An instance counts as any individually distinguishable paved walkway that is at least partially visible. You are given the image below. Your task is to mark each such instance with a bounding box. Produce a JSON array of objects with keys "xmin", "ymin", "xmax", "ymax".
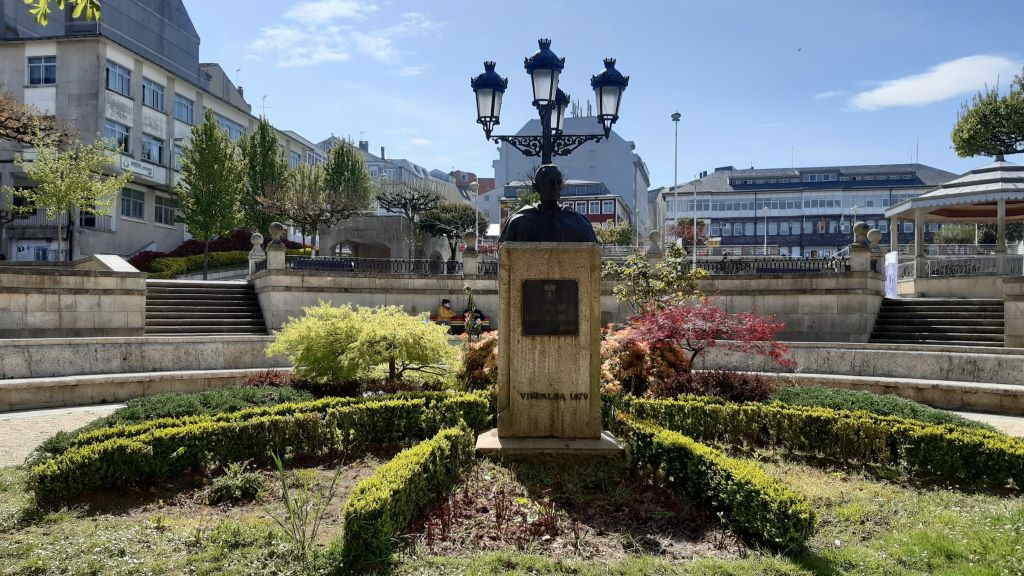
[
  {"xmin": 1, "ymin": 404, "xmax": 1022, "ymax": 469},
  {"xmin": 0, "ymin": 403, "xmax": 122, "ymax": 467}
]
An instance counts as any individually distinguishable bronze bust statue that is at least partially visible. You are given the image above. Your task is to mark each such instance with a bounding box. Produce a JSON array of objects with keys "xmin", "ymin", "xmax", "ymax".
[{"xmin": 498, "ymin": 164, "xmax": 598, "ymax": 243}]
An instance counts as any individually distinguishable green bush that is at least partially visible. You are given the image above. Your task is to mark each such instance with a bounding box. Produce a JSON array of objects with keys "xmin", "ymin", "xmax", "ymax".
[
  {"xmin": 335, "ymin": 424, "xmax": 475, "ymax": 574},
  {"xmin": 29, "ymin": 393, "xmax": 490, "ymax": 503},
  {"xmin": 266, "ymin": 303, "xmax": 456, "ymax": 386},
  {"xmin": 207, "ymin": 461, "xmax": 264, "ymax": 505},
  {"xmin": 148, "ymin": 251, "xmax": 250, "ymax": 279},
  {"xmin": 772, "ymin": 386, "xmax": 991, "ymax": 430},
  {"xmin": 28, "ymin": 387, "xmax": 313, "ymax": 465},
  {"xmin": 617, "ymin": 396, "xmax": 1024, "ymax": 490},
  {"xmin": 614, "ymin": 414, "xmax": 815, "ymax": 549}
]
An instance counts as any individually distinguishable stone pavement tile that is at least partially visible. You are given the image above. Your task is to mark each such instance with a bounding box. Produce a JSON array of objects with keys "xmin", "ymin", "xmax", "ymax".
[
  {"xmin": 0, "ymin": 404, "xmax": 123, "ymax": 467},
  {"xmin": 954, "ymin": 411, "xmax": 1024, "ymax": 437}
]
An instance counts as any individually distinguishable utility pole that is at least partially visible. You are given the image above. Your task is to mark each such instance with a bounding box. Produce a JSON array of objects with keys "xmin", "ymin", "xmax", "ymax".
[{"xmin": 671, "ymin": 112, "xmax": 681, "ymax": 188}]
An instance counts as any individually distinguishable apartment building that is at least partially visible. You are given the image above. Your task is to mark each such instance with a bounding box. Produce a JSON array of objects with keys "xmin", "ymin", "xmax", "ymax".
[{"xmin": 0, "ymin": 0, "xmax": 323, "ymax": 261}]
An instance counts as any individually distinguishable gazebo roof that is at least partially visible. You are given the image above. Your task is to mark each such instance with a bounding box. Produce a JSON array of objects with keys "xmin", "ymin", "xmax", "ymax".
[{"xmin": 885, "ymin": 158, "xmax": 1024, "ymax": 222}]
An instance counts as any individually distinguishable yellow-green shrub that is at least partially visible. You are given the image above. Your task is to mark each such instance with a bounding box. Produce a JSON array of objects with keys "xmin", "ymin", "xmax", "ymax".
[
  {"xmin": 617, "ymin": 396, "xmax": 1024, "ymax": 490},
  {"xmin": 147, "ymin": 250, "xmax": 250, "ymax": 279},
  {"xmin": 267, "ymin": 303, "xmax": 457, "ymax": 385},
  {"xmin": 335, "ymin": 424, "xmax": 475, "ymax": 573},
  {"xmin": 615, "ymin": 414, "xmax": 815, "ymax": 549}
]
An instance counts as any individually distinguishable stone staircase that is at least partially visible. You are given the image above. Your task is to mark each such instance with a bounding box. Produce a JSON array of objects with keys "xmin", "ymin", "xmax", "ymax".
[
  {"xmin": 869, "ymin": 298, "xmax": 1005, "ymax": 347},
  {"xmin": 145, "ymin": 280, "xmax": 267, "ymax": 336}
]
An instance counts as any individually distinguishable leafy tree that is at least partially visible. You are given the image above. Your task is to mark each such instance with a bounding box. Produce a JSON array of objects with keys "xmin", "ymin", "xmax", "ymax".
[
  {"xmin": 603, "ymin": 243, "xmax": 705, "ymax": 314},
  {"xmin": 0, "ymin": 93, "xmax": 66, "ymax": 145},
  {"xmin": 9, "ymin": 131, "xmax": 131, "ymax": 261},
  {"xmin": 629, "ymin": 298, "xmax": 794, "ymax": 369},
  {"xmin": 935, "ymin": 223, "xmax": 976, "ymax": 245},
  {"xmin": 670, "ymin": 217, "xmax": 708, "ymax": 246},
  {"xmin": 239, "ymin": 117, "xmax": 288, "ymax": 235},
  {"xmin": 177, "ymin": 111, "xmax": 245, "ymax": 279},
  {"xmin": 376, "ymin": 178, "xmax": 444, "ymax": 258},
  {"xmin": 418, "ymin": 202, "xmax": 487, "ymax": 261},
  {"xmin": 264, "ymin": 163, "xmax": 329, "ymax": 255},
  {"xmin": 23, "ymin": 0, "xmax": 101, "ymax": 26},
  {"xmin": 595, "ymin": 221, "xmax": 635, "ymax": 246},
  {"xmin": 952, "ymin": 68, "xmax": 1024, "ymax": 158},
  {"xmin": 322, "ymin": 140, "xmax": 376, "ymax": 250}
]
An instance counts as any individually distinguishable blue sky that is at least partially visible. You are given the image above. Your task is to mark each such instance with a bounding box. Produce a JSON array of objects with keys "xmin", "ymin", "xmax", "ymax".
[{"xmin": 183, "ymin": 0, "xmax": 1023, "ymax": 187}]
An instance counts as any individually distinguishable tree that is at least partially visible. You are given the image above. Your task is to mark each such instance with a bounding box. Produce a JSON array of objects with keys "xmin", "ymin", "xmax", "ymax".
[
  {"xmin": 952, "ymin": 68, "xmax": 1024, "ymax": 158},
  {"xmin": 603, "ymin": 243, "xmax": 705, "ymax": 315},
  {"xmin": 418, "ymin": 202, "xmax": 488, "ymax": 261},
  {"xmin": 23, "ymin": 0, "xmax": 101, "ymax": 26},
  {"xmin": 595, "ymin": 221, "xmax": 635, "ymax": 246},
  {"xmin": 935, "ymin": 223, "xmax": 976, "ymax": 245},
  {"xmin": 629, "ymin": 298, "xmax": 794, "ymax": 369},
  {"xmin": 376, "ymin": 178, "xmax": 444, "ymax": 258},
  {"xmin": 11, "ymin": 132, "xmax": 131, "ymax": 261},
  {"xmin": 670, "ymin": 217, "xmax": 708, "ymax": 246},
  {"xmin": 321, "ymin": 141, "xmax": 375, "ymax": 253},
  {"xmin": 239, "ymin": 117, "xmax": 288, "ymax": 236},
  {"xmin": 0, "ymin": 93, "xmax": 66, "ymax": 145},
  {"xmin": 177, "ymin": 111, "xmax": 245, "ymax": 279},
  {"xmin": 264, "ymin": 163, "xmax": 329, "ymax": 254}
]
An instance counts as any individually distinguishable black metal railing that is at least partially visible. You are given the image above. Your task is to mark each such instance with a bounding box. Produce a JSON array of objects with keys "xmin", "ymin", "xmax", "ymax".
[
  {"xmin": 252, "ymin": 259, "xmax": 267, "ymax": 274},
  {"xmin": 476, "ymin": 260, "xmax": 499, "ymax": 276},
  {"xmin": 285, "ymin": 256, "xmax": 463, "ymax": 276},
  {"xmin": 690, "ymin": 257, "xmax": 850, "ymax": 276}
]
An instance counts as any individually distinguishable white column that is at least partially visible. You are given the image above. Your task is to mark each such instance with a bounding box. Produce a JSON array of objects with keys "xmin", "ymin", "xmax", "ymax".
[
  {"xmin": 997, "ymin": 199, "xmax": 1008, "ymax": 274},
  {"xmin": 914, "ymin": 209, "xmax": 926, "ymax": 278},
  {"xmin": 890, "ymin": 216, "xmax": 899, "ymax": 253}
]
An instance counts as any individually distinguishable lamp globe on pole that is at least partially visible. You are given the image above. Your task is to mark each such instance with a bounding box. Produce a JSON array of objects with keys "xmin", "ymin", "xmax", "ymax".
[
  {"xmin": 524, "ymin": 38, "xmax": 564, "ymax": 107},
  {"xmin": 553, "ymin": 88, "xmax": 570, "ymax": 134},
  {"xmin": 591, "ymin": 58, "xmax": 629, "ymax": 138},
  {"xmin": 471, "ymin": 61, "xmax": 508, "ymax": 139}
]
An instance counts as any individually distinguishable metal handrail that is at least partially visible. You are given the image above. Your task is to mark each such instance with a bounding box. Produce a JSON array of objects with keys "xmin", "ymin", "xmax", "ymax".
[{"xmin": 692, "ymin": 257, "xmax": 849, "ymax": 275}]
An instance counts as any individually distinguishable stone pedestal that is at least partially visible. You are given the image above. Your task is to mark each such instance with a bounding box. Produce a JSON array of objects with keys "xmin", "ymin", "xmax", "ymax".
[{"xmin": 494, "ymin": 242, "xmax": 603, "ymax": 439}]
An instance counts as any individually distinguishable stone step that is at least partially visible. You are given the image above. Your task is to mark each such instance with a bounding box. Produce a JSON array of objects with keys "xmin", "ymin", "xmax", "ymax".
[
  {"xmin": 147, "ymin": 292, "xmax": 258, "ymax": 301},
  {"xmin": 878, "ymin": 306, "xmax": 1004, "ymax": 314},
  {"xmin": 145, "ymin": 311, "xmax": 263, "ymax": 320},
  {"xmin": 145, "ymin": 280, "xmax": 250, "ymax": 289},
  {"xmin": 871, "ymin": 318, "xmax": 1004, "ymax": 327},
  {"xmin": 871, "ymin": 324, "xmax": 1005, "ymax": 335},
  {"xmin": 145, "ymin": 318, "xmax": 266, "ymax": 327},
  {"xmin": 144, "ymin": 325, "xmax": 267, "ymax": 335},
  {"xmin": 869, "ymin": 338, "xmax": 1003, "ymax": 347},
  {"xmin": 881, "ymin": 298, "xmax": 1003, "ymax": 304},
  {"xmin": 877, "ymin": 311, "xmax": 1005, "ymax": 320},
  {"xmin": 872, "ymin": 328, "xmax": 1004, "ymax": 339},
  {"xmin": 145, "ymin": 299, "xmax": 259, "ymax": 308}
]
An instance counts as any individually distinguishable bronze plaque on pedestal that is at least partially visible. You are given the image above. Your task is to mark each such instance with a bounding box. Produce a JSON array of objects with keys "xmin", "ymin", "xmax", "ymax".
[{"xmin": 522, "ymin": 279, "xmax": 578, "ymax": 335}]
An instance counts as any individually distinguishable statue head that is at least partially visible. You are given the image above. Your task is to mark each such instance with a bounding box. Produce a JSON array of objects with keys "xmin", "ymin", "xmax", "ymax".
[
  {"xmin": 269, "ymin": 222, "xmax": 287, "ymax": 245},
  {"xmin": 532, "ymin": 164, "xmax": 564, "ymax": 208}
]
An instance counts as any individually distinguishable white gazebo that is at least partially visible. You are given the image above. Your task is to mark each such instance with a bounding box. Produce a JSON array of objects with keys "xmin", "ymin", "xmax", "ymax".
[{"xmin": 885, "ymin": 156, "xmax": 1024, "ymax": 297}]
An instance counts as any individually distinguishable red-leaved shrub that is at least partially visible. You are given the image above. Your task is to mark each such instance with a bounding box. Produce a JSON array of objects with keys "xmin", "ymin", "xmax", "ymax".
[{"xmin": 644, "ymin": 369, "xmax": 775, "ymax": 402}]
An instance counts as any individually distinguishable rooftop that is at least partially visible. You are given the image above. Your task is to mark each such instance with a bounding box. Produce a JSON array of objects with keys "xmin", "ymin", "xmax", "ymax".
[{"xmin": 666, "ymin": 163, "xmax": 958, "ymax": 195}]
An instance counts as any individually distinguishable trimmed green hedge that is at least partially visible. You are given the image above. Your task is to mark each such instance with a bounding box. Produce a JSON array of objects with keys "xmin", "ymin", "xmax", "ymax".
[
  {"xmin": 30, "ymin": 392, "xmax": 490, "ymax": 503},
  {"xmin": 772, "ymin": 386, "xmax": 990, "ymax": 430},
  {"xmin": 335, "ymin": 424, "xmax": 475, "ymax": 574},
  {"xmin": 615, "ymin": 414, "xmax": 815, "ymax": 549},
  {"xmin": 617, "ymin": 396, "xmax": 1024, "ymax": 490}
]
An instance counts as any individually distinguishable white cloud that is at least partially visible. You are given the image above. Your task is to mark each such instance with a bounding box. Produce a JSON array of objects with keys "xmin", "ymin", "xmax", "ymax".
[
  {"xmin": 284, "ymin": 0, "xmax": 378, "ymax": 23},
  {"xmin": 411, "ymin": 137, "xmax": 431, "ymax": 146},
  {"xmin": 398, "ymin": 66, "xmax": 425, "ymax": 77},
  {"xmin": 850, "ymin": 55, "xmax": 1021, "ymax": 111},
  {"xmin": 814, "ymin": 90, "xmax": 846, "ymax": 100},
  {"xmin": 248, "ymin": 4, "xmax": 440, "ymax": 69}
]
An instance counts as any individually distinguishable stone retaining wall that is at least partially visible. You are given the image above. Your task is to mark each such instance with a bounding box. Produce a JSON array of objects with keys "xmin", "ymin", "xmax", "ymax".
[
  {"xmin": 1005, "ymin": 277, "xmax": 1024, "ymax": 348},
  {"xmin": 0, "ymin": 255, "xmax": 145, "ymax": 338}
]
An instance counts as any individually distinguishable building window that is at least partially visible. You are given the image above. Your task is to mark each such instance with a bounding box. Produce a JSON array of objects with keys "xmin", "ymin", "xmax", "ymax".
[
  {"xmin": 710, "ymin": 223, "xmax": 721, "ymax": 236},
  {"xmin": 721, "ymin": 222, "xmax": 732, "ymax": 236},
  {"xmin": 214, "ymin": 113, "xmax": 245, "ymax": 141},
  {"xmin": 173, "ymin": 94, "xmax": 194, "ymax": 125},
  {"xmin": 79, "ymin": 210, "xmax": 96, "ymax": 228},
  {"xmin": 879, "ymin": 220, "xmax": 889, "ymax": 233},
  {"xmin": 27, "ymin": 55, "xmax": 56, "ymax": 85},
  {"xmin": 902, "ymin": 222, "xmax": 913, "ymax": 234},
  {"xmin": 289, "ymin": 151, "xmax": 301, "ymax": 168},
  {"xmin": 744, "ymin": 222, "xmax": 755, "ymax": 236},
  {"xmin": 106, "ymin": 60, "xmax": 131, "ymax": 97},
  {"xmin": 142, "ymin": 78, "xmax": 164, "ymax": 111},
  {"xmin": 589, "ymin": 200, "xmax": 601, "ymax": 215},
  {"xmin": 155, "ymin": 195, "xmax": 176, "ymax": 226},
  {"xmin": 104, "ymin": 119, "xmax": 130, "ymax": 153},
  {"xmin": 141, "ymin": 134, "xmax": 164, "ymax": 164},
  {"xmin": 779, "ymin": 221, "xmax": 790, "ymax": 235},
  {"xmin": 575, "ymin": 201, "xmax": 587, "ymax": 214},
  {"xmin": 601, "ymin": 200, "xmax": 614, "ymax": 215},
  {"xmin": 172, "ymin": 144, "xmax": 183, "ymax": 171},
  {"xmin": 121, "ymin": 189, "xmax": 145, "ymax": 220}
]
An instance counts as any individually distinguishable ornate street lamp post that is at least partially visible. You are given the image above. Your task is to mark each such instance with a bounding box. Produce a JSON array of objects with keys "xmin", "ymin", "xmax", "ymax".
[{"xmin": 470, "ymin": 38, "xmax": 628, "ymax": 166}]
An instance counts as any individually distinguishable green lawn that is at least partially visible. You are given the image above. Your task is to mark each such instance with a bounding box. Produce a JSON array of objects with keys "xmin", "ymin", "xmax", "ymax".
[{"xmin": 2, "ymin": 451, "xmax": 1021, "ymax": 576}]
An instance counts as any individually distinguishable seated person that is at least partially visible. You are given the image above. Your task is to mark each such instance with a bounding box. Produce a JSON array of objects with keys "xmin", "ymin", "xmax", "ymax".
[{"xmin": 436, "ymin": 299, "xmax": 458, "ymax": 322}]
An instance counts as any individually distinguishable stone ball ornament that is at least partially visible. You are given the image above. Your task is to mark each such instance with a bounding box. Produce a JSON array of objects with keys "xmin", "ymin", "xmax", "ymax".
[
  {"xmin": 866, "ymin": 228, "xmax": 882, "ymax": 247},
  {"xmin": 853, "ymin": 221, "xmax": 869, "ymax": 244},
  {"xmin": 269, "ymin": 222, "xmax": 287, "ymax": 245},
  {"xmin": 250, "ymin": 232, "xmax": 264, "ymax": 248}
]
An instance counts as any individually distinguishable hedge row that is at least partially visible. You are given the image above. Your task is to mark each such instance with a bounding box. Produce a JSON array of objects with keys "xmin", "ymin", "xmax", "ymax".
[
  {"xmin": 335, "ymin": 424, "xmax": 475, "ymax": 573},
  {"xmin": 30, "ymin": 393, "xmax": 489, "ymax": 503},
  {"xmin": 56, "ymin": 392, "xmax": 489, "ymax": 457},
  {"xmin": 618, "ymin": 396, "xmax": 1024, "ymax": 490},
  {"xmin": 614, "ymin": 414, "xmax": 815, "ymax": 550},
  {"xmin": 147, "ymin": 250, "xmax": 250, "ymax": 279}
]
